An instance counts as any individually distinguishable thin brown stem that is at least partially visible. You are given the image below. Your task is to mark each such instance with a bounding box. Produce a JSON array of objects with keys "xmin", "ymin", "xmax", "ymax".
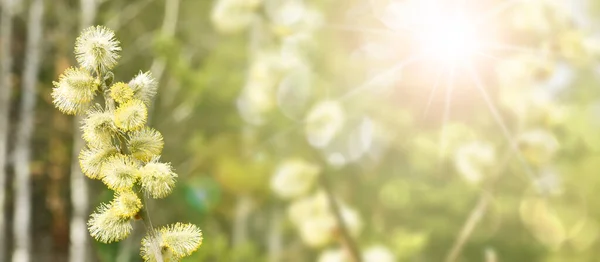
[{"xmin": 319, "ymin": 169, "xmax": 362, "ymax": 262}]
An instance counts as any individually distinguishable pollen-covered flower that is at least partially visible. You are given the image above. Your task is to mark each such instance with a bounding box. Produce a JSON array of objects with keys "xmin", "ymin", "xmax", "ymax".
[
  {"xmin": 75, "ymin": 25, "xmax": 121, "ymax": 72},
  {"xmin": 139, "ymin": 162, "xmax": 177, "ymax": 199},
  {"xmin": 81, "ymin": 108, "xmax": 116, "ymax": 147},
  {"xmin": 101, "ymin": 154, "xmax": 140, "ymax": 191},
  {"xmin": 270, "ymin": 158, "xmax": 320, "ymax": 199},
  {"xmin": 110, "ymin": 82, "xmax": 134, "ymax": 104},
  {"xmin": 141, "ymin": 223, "xmax": 203, "ymax": 261},
  {"xmin": 140, "ymin": 238, "xmax": 178, "ymax": 262},
  {"xmin": 88, "ymin": 203, "xmax": 132, "ymax": 243},
  {"xmin": 129, "ymin": 71, "xmax": 158, "ymax": 105},
  {"xmin": 51, "ymin": 67, "xmax": 100, "ymax": 115},
  {"xmin": 127, "ymin": 127, "xmax": 164, "ymax": 162},
  {"xmin": 111, "ymin": 191, "xmax": 142, "ymax": 219},
  {"xmin": 79, "ymin": 146, "xmax": 119, "ymax": 179},
  {"xmin": 114, "ymin": 99, "xmax": 148, "ymax": 131}
]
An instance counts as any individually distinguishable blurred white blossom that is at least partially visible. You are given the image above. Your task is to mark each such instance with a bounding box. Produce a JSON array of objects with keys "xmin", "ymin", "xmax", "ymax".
[
  {"xmin": 270, "ymin": 158, "xmax": 320, "ymax": 199},
  {"xmin": 519, "ymin": 197, "xmax": 566, "ymax": 249},
  {"xmin": 317, "ymin": 245, "xmax": 395, "ymax": 262},
  {"xmin": 305, "ymin": 101, "xmax": 346, "ymax": 148},
  {"xmin": 363, "ymin": 245, "xmax": 396, "ymax": 262},
  {"xmin": 318, "ymin": 248, "xmax": 348, "ymax": 262},
  {"xmin": 288, "ymin": 192, "xmax": 362, "ymax": 248},
  {"xmin": 510, "ymin": 0, "xmax": 574, "ymax": 35},
  {"xmin": 517, "ymin": 129, "xmax": 560, "ymax": 166},
  {"xmin": 534, "ymin": 167, "xmax": 563, "ymax": 196},
  {"xmin": 211, "ymin": 0, "xmax": 262, "ymax": 34},
  {"xmin": 297, "ymin": 215, "xmax": 337, "ymax": 247},
  {"xmin": 265, "ymin": 0, "xmax": 323, "ymax": 37},
  {"xmin": 454, "ymin": 141, "xmax": 496, "ymax": 184},
  {"xmin": 276, "ymin": 65, "xmax": 313, "ymax": 121},
  {"xmin": 237, "ymin": 51, "xmax": 286, "ymax": 125}
]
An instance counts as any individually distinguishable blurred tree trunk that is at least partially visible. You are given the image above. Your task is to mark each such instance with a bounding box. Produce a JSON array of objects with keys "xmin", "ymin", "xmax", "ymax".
[
  {"xmin": 268, "ymin": 208, "xmax": 283, "ymax": 262},
  {"xmin": 69, "ymin": 1, "xmax": 96, "ymax": 262},
  {"xmin": 0, "ymin": 0, "xmax": 17, "ymax": 260},
  {"xmin": 149, "ymin": 0, "xmax": 179, "ymax": 116},
  {"xmin": 232, "ymin": 196, "xmax": 253, "ymax": 247},
  {"xmin": 12, "ymin": 0, "xmax": 44, "ymax": 261}
]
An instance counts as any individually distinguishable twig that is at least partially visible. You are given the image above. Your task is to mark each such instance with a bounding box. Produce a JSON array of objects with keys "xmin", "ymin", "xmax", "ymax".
[
  {"xmin": 320, "ymin": 169, "xmax": 362, "ymax": 262},
  {"xmin": 444, "ymin": 193, "xmax": 491, "ymax": 262},
  {"xmin": 444, "ymin": 150, "xmax": 513, "ymax": 262}
]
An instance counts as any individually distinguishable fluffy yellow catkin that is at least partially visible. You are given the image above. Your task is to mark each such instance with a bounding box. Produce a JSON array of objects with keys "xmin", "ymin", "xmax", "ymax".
[
  {"xmin": 75, "ymin": 25, "xmax": 121, "ymax": 72},
  {"xmin": 111, "ymin": 190, "xmax": 143, "ymax": 218},
  {"xmin": 128, "ymin": 127, "xmax": 164, "ymax": 162},
  {"xmin": 88, "ymin": 203, "xmax": 133, "ymax": 243},
  {"xmin": 101, "ymin": 154, "xmax": 140, "ymax": 191},
  {"xmin": 139, "ymin": 162, "xmax": 178, "ymax": 199},
  {"xmin": 110, "ymin": 82, "xmax": 134, "ymax": 104},
  {"xmin": 52, "ymin": 25, "xmax": 202, "ymax": 261},
  {"xmin": 114, "ymin": 99, "xmax": 148, "ymax": 131},
  {"xmin": 79, "ymin": 146, "xmax": 118, "ymax": 180},
  {"xmin": 141, "ymin": 223, "xmax": 203, "ymax": 261},
  {"xmin": 81, "ymin": 108, "xmax": 116, "ymax": 147},
  {"xmin": 51, "ymin": 67, "xmax": 100, "ymax": 115}
]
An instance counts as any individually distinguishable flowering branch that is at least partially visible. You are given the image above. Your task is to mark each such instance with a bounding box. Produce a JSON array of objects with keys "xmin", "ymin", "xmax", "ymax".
[{"xmin": 51, "ymin": 25, "xmax": 202, "ymax": 262}]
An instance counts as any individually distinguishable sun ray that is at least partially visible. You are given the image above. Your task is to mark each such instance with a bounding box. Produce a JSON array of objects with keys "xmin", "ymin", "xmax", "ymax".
[
  {"xmin": 475, "ymin": 51, "xmax": 503, "ymax": 61},
  {"xmin": 485, "ymin": 42, "xmax": 549, "ymax": 56},
  {"xmin": 475, "ymin": 0, "xmax": 524, "ymax": 26},
  {"xmin": 438, "ymin": 64, "xmax": 457, "ymax": 162},
  {"xmin": 423, "ymin": 69, "xmax": 446, "ymax": 117},
  {"xmin": 338, "ymin": 54, "xmax": 423, "ymax": 102},
  {"xmin": 323, "ymin": 23, "xmax": 403, "ymax": 36},
  {"xmin": 466, "ymin": 63, "xmax": 537, "ymax": 183}
]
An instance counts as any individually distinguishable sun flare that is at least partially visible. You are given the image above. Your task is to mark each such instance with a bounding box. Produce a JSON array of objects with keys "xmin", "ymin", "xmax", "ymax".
[
  {"xmin": 418, "ymin": 13, "xmax": 482, "ymax": 65},
  {"xmin": 380, "ymin": 1, "xmax": 489, "ymax": 66}
]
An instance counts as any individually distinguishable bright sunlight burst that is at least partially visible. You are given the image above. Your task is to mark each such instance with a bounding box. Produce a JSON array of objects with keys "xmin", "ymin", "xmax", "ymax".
[
  {"xmin": 418, "ymin": 13, "xmax": 481, "ymax": 65},
  {"xmin": 379, "ymin": 0, "xmax": 491, "ymax": 66}
]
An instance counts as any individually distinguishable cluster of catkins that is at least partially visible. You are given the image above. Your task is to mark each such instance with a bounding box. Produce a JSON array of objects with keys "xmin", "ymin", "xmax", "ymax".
[{"xmin": 51, "ymin": 25, "xmax": 202, "ymax": 261}]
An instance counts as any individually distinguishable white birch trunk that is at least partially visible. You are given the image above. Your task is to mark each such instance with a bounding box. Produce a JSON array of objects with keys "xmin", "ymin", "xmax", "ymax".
[
  {"xmin": 12, "ymin": 0, "xmax": 44, "ymax": 261},
  {"xmin": 69, "ymin": 1, "xmax": 96, "ymax": 261},
  {"xmin": 0, "ymin": 0, "xmax": 16, "ymax": 260}
]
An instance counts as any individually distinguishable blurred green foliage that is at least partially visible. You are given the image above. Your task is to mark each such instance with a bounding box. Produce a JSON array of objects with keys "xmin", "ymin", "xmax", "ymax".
[{"xmin": 11, "ymin": 0, "xmax": 600, "ymax": 261}]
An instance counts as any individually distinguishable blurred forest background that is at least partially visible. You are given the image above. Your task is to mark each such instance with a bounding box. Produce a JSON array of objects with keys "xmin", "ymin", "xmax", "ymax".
[{"xmin": 2, "ymin": 0, "xmax": 600, "ymax": 261}]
